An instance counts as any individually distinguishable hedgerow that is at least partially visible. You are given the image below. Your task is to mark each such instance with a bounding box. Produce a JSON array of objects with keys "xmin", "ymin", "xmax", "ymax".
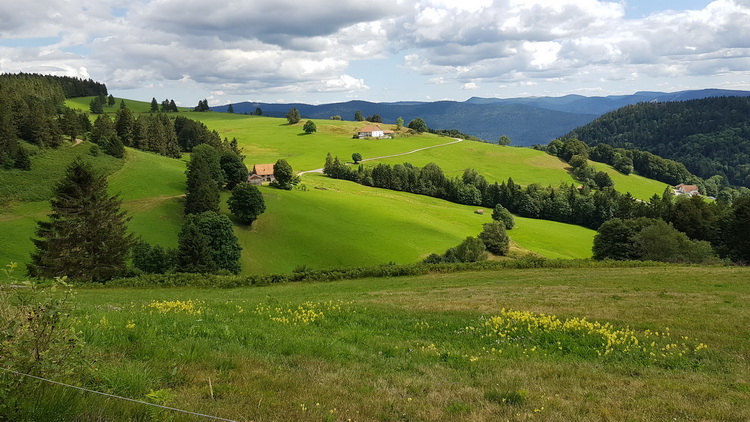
[{"xmin": 106, "ymin": 259, "xmax": 674, "ymax": 289}]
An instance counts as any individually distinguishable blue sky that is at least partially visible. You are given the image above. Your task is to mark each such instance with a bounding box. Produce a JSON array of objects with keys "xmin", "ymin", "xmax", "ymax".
[{"xmin": 1, "ymin": 0, "xmax": 749, "ymax": 106}]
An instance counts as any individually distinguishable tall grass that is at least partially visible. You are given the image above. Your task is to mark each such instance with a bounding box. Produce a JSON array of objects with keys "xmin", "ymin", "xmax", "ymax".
[{"xmin": 15, "ymin": 266, "xmax": 750, "ymax": 420}]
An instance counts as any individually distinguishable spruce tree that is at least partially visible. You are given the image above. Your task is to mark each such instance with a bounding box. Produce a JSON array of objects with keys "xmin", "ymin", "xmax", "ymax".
[
  {"xmin": 176, "ymin": 215, "xmax": 217, "ymax": 273},
  {"xmin": 184, "ymin": 147, "xmax": 221, "ymax": 215},
  {"xmin": 227, "ymin": 103, "xmax": 234, "ymax": 113},
  {"xmin": 89, "ymin": 96, "xmax": 104, "ymax": 114},
  {"xmin": 150, "ymin": 97, "xmax": 159, "ymax": 112},
  {"xmin": 28, "ymin": 159, "xmax": 134, "ymax": 282}
]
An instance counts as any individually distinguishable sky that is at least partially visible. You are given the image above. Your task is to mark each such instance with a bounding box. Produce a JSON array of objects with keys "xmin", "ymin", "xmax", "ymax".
[{"xmin": 1, "ymin": 0, "xmax": 749, "ymax": 106}]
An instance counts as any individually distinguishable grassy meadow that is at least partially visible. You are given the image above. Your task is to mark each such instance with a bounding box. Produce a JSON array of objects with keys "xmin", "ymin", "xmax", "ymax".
[
  {"xmin": 2, "ymin": 101, "xmax": 605, "ymax": 272},
  {"xmin": 242, "ymin": 174, "xmax": 595, "ymax": 274},
  {"xmin": 13, "ymin": 265, "xmax": 750, "ymax": 421}
]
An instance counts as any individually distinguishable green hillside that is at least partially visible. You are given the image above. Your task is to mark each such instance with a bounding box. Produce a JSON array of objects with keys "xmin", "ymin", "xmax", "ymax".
[
  {"xmin": 243, "ymin": 174, "xmax": 594, "ymax": 274},
  {"xmin": 65, "ymin": 96, "xmax": 191, "ymax": 114},
  {"xmin": 2, "ymin": 99, "xmax": 677, "ymax": 273}
]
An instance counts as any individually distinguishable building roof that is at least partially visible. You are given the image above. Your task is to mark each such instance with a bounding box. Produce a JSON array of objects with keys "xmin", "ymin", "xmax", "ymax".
[
  {"xmin": 676, "ymin": 183, "xmax": 699, "ymax": 192},
  {"xmin": 253, "ymin": 164, "xmax": 275, "ymax": 176},
  {"xmin": 382, "ymin": 130, "xmax": 395, "ymax": 134},
  {"xmin": 358, "ymin": 125, "xmax": 383, "ymax": 133}
]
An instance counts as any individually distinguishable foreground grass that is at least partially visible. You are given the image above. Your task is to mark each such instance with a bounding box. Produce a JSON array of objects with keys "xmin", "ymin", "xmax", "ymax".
[{"xmin": 14, "ymin": 266, "xmax": 750, "ymax": 421}]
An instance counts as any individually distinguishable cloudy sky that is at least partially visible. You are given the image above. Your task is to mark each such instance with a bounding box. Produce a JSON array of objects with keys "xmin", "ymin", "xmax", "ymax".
[{"xmin": 1, "ymin": 0, "xmax": 749, "ymax": 106}]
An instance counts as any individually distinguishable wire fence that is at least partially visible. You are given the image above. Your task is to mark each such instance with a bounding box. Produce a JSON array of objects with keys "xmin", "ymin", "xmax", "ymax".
[{"xmin": 0, "ymin": 367, "xmax": 237, "ymax": 422}]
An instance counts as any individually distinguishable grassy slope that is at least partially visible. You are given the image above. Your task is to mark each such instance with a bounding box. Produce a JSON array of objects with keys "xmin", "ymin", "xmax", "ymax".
[
  {"xmin": 588, "ymin": 159, "xmax": 670, "ymax": 200},
  {"xmin": 188, "ymin": 112, "xmax": 448, "ymax": 172},
  {"xmin": 2, "ymin": 101, "xmax": 669, "ymax": 271},
  {"xmin": 28, "ymin": 266, "xmax": 750, "ymax": 421},
  {"xmin": 241, "ymin": 174, "xmax": 594, "ymax": 274},
  {"xmin": 65, "ymin": 96, "xmax": 191, "ymax": 114},
  {"xmin": 0, "ymin": 147, "xmax": 186, "ymax": 264},
  {"xmin": 0, "ymin": 142, "xmax": 122, "ymax": 203}
]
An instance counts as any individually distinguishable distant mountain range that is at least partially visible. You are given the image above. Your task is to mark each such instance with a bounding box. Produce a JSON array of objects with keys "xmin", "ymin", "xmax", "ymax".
[{"xmin": 212, "ymin": 89, "xmax": 750, "ymax": 146}]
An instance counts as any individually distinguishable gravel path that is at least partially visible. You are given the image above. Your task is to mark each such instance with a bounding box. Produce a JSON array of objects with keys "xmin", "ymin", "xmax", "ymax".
[{"xmin": 298, "ymin": 138, "xmax": 464, "ymax": 175}]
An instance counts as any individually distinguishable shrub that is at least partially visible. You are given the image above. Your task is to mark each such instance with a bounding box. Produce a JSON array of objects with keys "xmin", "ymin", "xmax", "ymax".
[
  {"xmin": 444, "ymin": 236, "xmax": 488, "ymax": 263},
  {"xmin": 633, "ymin": 220, "xmax": 717, "ymax": 264},
  {"xmin": 132, "ymin": 241, "xmax": 177, "ymax": 274},
  {"xmin": 1, "ymin": 264, "xmax": 84, "ymax": 416}
]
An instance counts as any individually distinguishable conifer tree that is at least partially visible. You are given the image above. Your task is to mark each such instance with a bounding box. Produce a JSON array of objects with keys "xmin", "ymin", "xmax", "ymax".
[
  {"xmin": 177, "ymin": 212, "xmax": 242, "ymax": 274},
  {"xmin": 90, "ymin": 96, "xmax": 104, "ymax": 114},
  {"xmin": 184, "ymin": 145, "xmax": 222, "ymax": 215},
  {"xmin": 107, "ymin": 94, "xmax": 115, "ymax": 107},
  {"xmin": 150, "ymin": 97, "xmax": 159, "ymax": 112},
  {"xmin": 176, "ymin": 215, "xmax": 217, "ymax": 273},
  {"xmin": 286, "ymin": 107, "xmax": 301, "ymax": 124},
  {"xmin": 227, "ymin": 103, "xmax": 234, "ymax": 113},
  {"xmin": 115, "ymin": 107, "xmax": 135, "ymax": 146},
  {"xmin": 28, "ymin": 159, "xmax": 134, "ymax": 282}
]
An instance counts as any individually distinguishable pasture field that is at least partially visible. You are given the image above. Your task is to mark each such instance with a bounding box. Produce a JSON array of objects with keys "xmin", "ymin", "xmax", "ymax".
[
  {"xmin": 0, "ymin": 154, "xmax": 596, "ymax": 274},
  {"xmin": 243, "ymin": 174, "xmax": 594, "ymax": 274},
  {"xmin": 64, "ymin": 97, "xmax": 669, "ymax": 200},
  {"xmin": 0, "ymin": 141, "xmax": 122, "ymax": 204},
  {"xmin": 65, "ymin": 97, "xmax": 191, "ymax": 114},
  {"xmin": 588, "ymin": 160, "xmax": 670, "ymax": 200},
  {"xmin": 1, "ymin": 98, "xmax": 670, "ymax": 271},
  {"xmin": 11, "ymin": 265, "xmax": 750, "ymax": 421}
]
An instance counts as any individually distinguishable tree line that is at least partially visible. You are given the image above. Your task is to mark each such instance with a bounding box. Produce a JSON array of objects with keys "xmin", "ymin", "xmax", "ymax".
[
  {"xmin": 322, "ymin": 153, "xmax": 750, "ymax": 263},
  {"xmin": 563, "ymin": 96, "xmax": 750, "ymax": 187},
  {"xmin": 0, "ymin": 74, "xmax": 70, "ymax": 168},
  {"xmin": 539, "ymin": 137, "xmax": 749, "ymax": 200}
]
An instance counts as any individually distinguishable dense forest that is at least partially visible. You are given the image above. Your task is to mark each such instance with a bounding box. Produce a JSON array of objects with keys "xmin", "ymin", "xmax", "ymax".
[
  {"xmin": 1, "ymin": 74, "xmax": 68, "ymax": 167},
  {"xmin": 0, "ymin": 73, "xmax": 237, "ymax": 171},
  {"xmin": 564, "ymin": 96, "xmax": 750, "ymax": 187}
]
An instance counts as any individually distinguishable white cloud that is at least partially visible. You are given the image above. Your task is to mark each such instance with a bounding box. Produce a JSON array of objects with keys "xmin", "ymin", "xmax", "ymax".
[
  {"xmin": 2, "ymin": 0, "xmax": 750, "ymax": 101},
  {"xmin": 462, "ymin": 82, "xmax": 479, "ymax": 89}
]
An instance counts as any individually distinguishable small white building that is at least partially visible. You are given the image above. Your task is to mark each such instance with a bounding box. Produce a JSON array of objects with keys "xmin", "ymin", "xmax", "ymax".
[{"xmin": 358, "ymin": 125, "xmax": 385, "ymax": 139}]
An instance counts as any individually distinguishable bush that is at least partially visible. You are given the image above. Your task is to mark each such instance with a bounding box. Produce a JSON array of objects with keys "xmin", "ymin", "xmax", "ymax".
[
  {"xmin": 444, "ymin": 236, "xmax": 488, "ymax": 263},
  {"xmin": 132, "ymin": 241, "xmax": 177, "ymax": 274},
  {"xmin": 633, "ymin": 220, "xmax": 717, "ymax": 264},
  {"xmin": 1, "ymin": 264, "xmax": 84, "ymax": 416}
]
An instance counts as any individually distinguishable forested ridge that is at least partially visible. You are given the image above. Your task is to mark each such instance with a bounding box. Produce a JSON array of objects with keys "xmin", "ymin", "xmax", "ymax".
[{"xmin": 564, "ymin": 96, "xmax": 750, "ymax": 187}]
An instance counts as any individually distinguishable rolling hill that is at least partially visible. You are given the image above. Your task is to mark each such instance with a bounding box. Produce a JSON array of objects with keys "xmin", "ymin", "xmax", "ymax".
[
  {"xmin": 0, "ymin": 98, "xmax": 675, "ymax": 274},
  {"xmin": 213, "ymin": 89, "xmax": 750, "ymax": 146}
]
